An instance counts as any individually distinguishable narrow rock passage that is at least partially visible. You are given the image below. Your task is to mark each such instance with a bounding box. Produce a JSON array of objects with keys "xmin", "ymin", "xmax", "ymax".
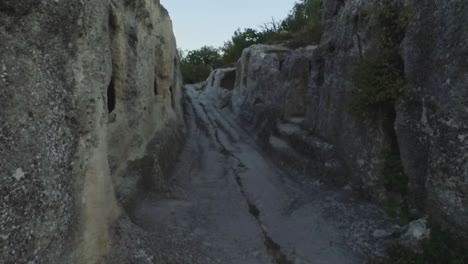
[{"xmin": 130, "ymin": 86, "xmax": 394, "ymax": 264}]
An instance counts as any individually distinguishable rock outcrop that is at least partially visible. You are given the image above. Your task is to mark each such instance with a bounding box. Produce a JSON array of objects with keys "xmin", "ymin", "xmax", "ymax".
[
  {"xmin": 204, "ymin": 0, "xmax": 468, "ymax": 238},
  {"xmin": 0, "ymin": 0, "xmax": 184, "ymax": 263},
  {"xmin": 396, "ymin": 0, "xmax": 468, "ymax": 235},
  {"xmin": 203, "ymin": 67, "xmax": 237, "ymax": 108}
]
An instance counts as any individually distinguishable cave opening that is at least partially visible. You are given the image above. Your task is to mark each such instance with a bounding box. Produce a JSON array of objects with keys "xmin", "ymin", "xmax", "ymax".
[
  {"xmin": 107, "ymin": 79, "xmax": 116, "ymax": 113},
  {"xmin": 220, "ymin": 70, "xmax": 236, "ymax": 90},
  {"xmin": 211, "ymin": 74, "xmax": 216, "ymax": 87}
]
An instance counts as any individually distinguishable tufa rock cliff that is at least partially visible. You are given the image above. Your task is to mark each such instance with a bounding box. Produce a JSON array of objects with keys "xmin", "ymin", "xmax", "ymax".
[
  {"xmin": 203, "ymin": 0, "xmax": 468, "ymax": 239},
  {"xmin": 0, "ymin": 0, "xmax": 184, "ymax": 263}
]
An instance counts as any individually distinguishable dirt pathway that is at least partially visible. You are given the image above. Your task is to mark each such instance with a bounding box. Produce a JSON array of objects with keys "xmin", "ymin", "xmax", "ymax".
[{"xmin": 129, "ymin": 86, "xmax": 394, "ymax": 264}]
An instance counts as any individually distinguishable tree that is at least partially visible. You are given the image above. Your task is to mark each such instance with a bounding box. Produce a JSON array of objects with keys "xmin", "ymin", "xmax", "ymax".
[
  {"xmin": 180, "ymin": 46, "xmax": 222, "ymax": 84},
  {"xmin": 281, "ymin": 0, "xmax": 321, "ymax": 32},
  {"xmin": 221, "ymin": 28, "xmax": 261, "ymax": 66}
]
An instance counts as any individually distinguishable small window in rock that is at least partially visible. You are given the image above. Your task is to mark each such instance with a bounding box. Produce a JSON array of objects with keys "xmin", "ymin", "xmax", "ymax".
[
  {"xmin": 107, "ymin": 79, "xmax": 116, "ymax": 113},
  {"xmin": 220, "ymin": 70, "xmax": 236, "ymax": 90},
  {"xmin": 169, "ymin": 86, "xmax": 175, "ymax": 109},
  {"xmin": 109, "ymin": 12, "xmax": 118, "ymax": 31},
  {"xmin": 211, "ymin": 76, "xmax": 216, "ymax": 87},
  {"xmin": 279, "ymin": 59, "xmax": 285, "ymax": 71}
]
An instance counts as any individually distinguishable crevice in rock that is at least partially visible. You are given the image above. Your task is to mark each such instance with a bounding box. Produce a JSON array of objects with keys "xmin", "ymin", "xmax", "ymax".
[
  {"xmin": 169, "ymin": 86, "xmax": 175, "ymax": 109},
  {"xmin": 211, "ymin": 73, "xmax": 216, "ymax": 87},
  {"xmin": 108, "ymin": 9, "xmax": 118, "ymax": 114},
  {"xmin": 232, "ymin": 168, "xmax": 293, "ymax": 264},
  {"xmin": 355, "ymin": 32, "xmax": 363, "ymax": 59},
  {"xmin": 381, "ymin": 106, "xmax": 411, "ymax": 218},
  {"xmin": 198, "ymin": 101, "xmax": 235, "ymax": 146},
  {"xmin": 279, "ymin": 59, "xmax": 285, "ymax": 71},
  {"xmin": 107, "ymin": 79, "xmax": 116, "ymax": 113},
  {"xmin": 383, "ymin": 107, "xmax": 398, "ymax": 149},
  {"xmin": 196, "ymin": 99, "xmax": 292, "ymax": 263},
  {"xmin": 315, "ymin": 57, "xmax": 325, "ymax": 87},
  {"xmin": 109, "ymin": 9, "xmax": 118, "ymax": 31}
]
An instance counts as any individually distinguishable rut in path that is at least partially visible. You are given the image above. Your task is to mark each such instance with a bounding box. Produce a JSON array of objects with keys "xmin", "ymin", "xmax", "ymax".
[{"xmin": 129, "ymin": 86, "xmax": 395, "ymax": 264}]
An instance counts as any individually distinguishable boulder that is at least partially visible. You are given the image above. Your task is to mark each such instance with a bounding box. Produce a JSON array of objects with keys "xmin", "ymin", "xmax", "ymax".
[{"xmin": 399, "ymin": 218, "xmax": 431, "ymax": 250}]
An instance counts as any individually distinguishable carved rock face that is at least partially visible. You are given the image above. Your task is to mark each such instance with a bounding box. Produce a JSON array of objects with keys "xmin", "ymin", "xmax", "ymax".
[
  {"xmin": 0, "ymin": 1, "xmax": 184, "ymax": 262},
  {"xmin": 205, "ymin": 0, "xmax": 468, "ymax": 240}
]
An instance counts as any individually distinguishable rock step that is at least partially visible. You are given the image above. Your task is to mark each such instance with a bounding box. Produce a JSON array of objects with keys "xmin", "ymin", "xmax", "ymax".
[{"xmin": 273, "ymin": 121, "xmax": 346, "ymax": 184}]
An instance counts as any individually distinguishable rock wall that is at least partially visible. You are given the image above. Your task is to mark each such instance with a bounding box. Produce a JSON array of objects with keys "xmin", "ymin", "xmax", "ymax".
[
  {"xmin": 0, "ymin": 0, "xmax": 184, "ymax": 263},
  {"xmin": 396, "ymin": 0, "xmax": 468, "ymax": 236},
  {"xmin": 208, "ymin": 0, "xmax": 468, "ymax": 237}
]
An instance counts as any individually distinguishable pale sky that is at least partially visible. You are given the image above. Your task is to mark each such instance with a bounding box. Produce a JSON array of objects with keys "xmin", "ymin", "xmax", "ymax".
[{"xmin": 160, "ymin": 0, "xmax": 297, "ymax": 51}]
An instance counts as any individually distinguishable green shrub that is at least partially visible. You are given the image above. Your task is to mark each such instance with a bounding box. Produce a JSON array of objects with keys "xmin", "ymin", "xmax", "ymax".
[
  {"xmin": 220, "ymin": 0, "xmax": 323, "ymax": 66},
  {"xmin": 221, "ymin": 28, "xmax": 262, "ymax": 66},
  {"xmin": 282, "ymin": 0, "xmax": 322, "ymax": 47},
  {"xmin": 180, "ymin": 46, "xmax": 222, "ymax": 84},
  {"xmin": 351, "ymin": 0, "xmax": 408, "ymax": 113},
  {"xmin": 284, "ymin": 22, "xmax": 322, "ymax": 49},
  {"xmin": 257, "ymin": 18, "xmax": 294, "ymax": 45},
  {"xmin": 281, "ymin": 0, "xmax": 321, "ymax": 33},
  {"xmin": 351, "ymin": 52, "xmax": 405, "ymax": 113}
]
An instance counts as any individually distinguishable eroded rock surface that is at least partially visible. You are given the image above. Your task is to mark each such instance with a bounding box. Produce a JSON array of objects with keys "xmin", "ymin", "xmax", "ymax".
[
  {"xmin": 204, "ymin": 0, "xmax": 468, "ymax": 239},
  {"xmin": 203, "ymin": 68, "xmax": 237, "ymax": 108},
  {"xmin": 396, "ymin": 0, "xmax": 468, "ymax": 234},
  {"xmin": 128, "ymin": 85, "xmax": 397, "ymax": 263},
  {"xmin": 0, "ymin": 0, "xmax": 184, "ymax": 263}
]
